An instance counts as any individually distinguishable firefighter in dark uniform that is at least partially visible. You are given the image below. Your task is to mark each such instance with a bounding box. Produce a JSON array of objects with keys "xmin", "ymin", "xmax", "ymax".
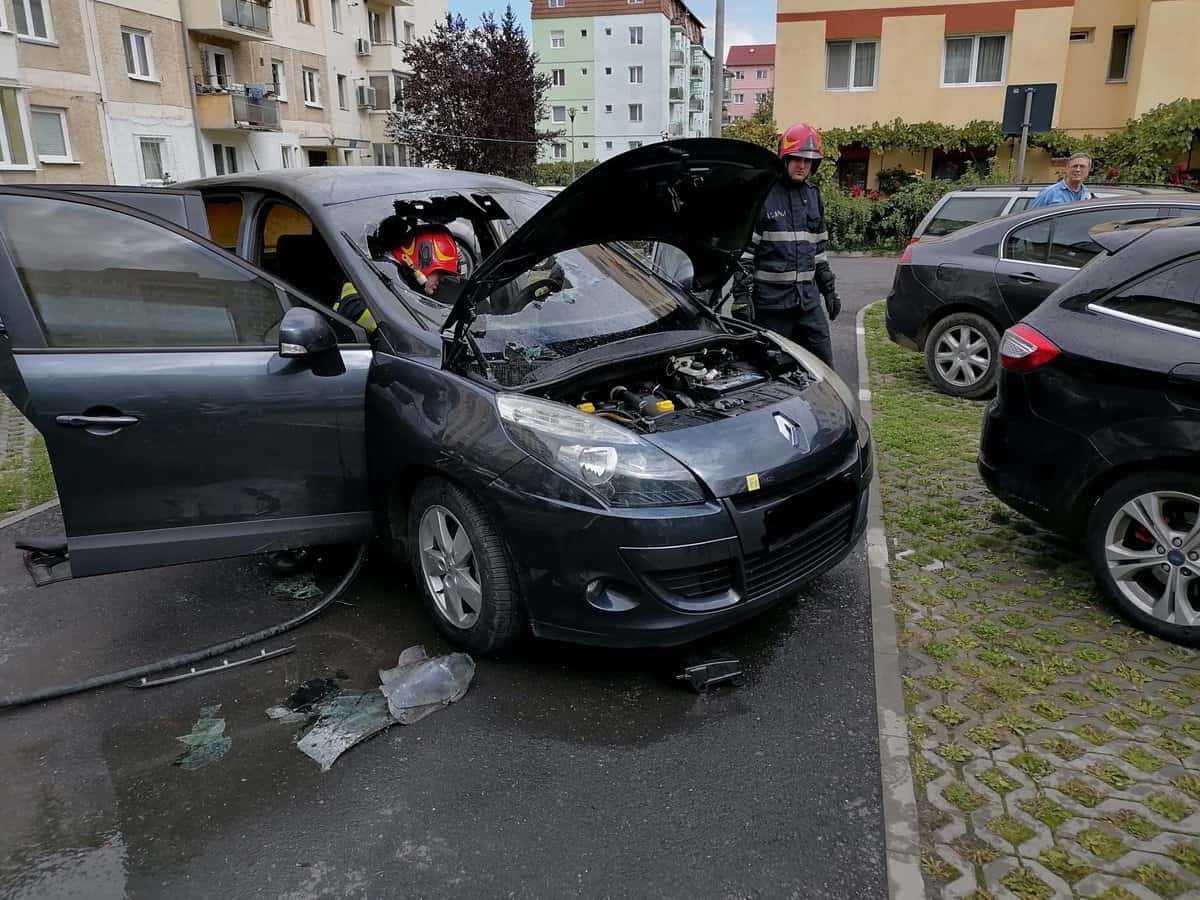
[
  {"xmin": 334, "ymin": 225, "xmax": 460, "ymax": 333},
  {"xmin": 743, "ymin": 122, "xmax": 841, "ymax": 365}
]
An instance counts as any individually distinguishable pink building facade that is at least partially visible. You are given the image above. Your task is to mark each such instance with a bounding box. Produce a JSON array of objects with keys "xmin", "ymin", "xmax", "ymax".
[{"xmin": 725, "ymin": 44, "xmax": 775, "ymax": 122}]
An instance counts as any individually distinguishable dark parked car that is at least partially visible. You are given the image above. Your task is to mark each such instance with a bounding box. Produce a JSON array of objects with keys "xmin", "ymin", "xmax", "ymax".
[
  {"xmin": 887, "ymin": 194, "xmax": 1200, "ymax": 398},
  {"xmin": 0, "ymin": 140, "xmax": 871, "ymax": 653},
  {"xmin": 980, "ymin": 216, "xmax": 1200, "ymax": 643}
]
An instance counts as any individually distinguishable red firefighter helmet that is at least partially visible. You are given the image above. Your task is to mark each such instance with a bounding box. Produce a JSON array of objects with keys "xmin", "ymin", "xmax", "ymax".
[
  {"xmin": 779, "ymin": 122, "xmax": 824, "ymax": 162},
  {"xmin": 391, "ymin": 226, "xmax": 459, "ymax": 278}
]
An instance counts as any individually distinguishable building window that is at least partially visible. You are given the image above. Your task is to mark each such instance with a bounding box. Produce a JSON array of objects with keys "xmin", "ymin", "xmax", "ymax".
[
  {"xmin": 201, "ymin": 45, "xmax": 231, "ymax": 88},
  {"xmin": 627, "ymin": 0, "xmax": 643, "ymax": 4},
  {"xmin": 629, "ymin": 26, "xmax": 643, "ymax": 45},
  {"xmin": 582, "ymin": 142, "xmax": 588, "ymax": 149},
  {"xmin": 369, "ymin": 74, "xmax": 390, "ymax": 110},
  {"xmin": 551, "ymin": 68, "xmax": 565, "ymax": 86},
  {"xmin": 337, "ymin": 74, "xmax": 348, "ymax": 109},
  {"xmin": 369, "ymin": 11, "xmax": 386, "ymax": 44},
  {"xmin": 580, "ymin": 29, "xmax": 586, "ymax": 36},
  {"xmin": 826, "ymin": 40, "xmax": 877, "ymax": 91},
  {"xmin": 629, "ymin": 140, "xmax": 642, "ymax": 148},
  {"xmin": 552, "ymin": 105, "xmax": 566, "ymax": 122},
  {"xmin": 604, "ymin": 66, "xmax": 612, "ymax": 75},
  {"xmin": 373, "ymin": 142, "xmax": 403, "ymax": 165},
  {"xmin": 604, "ymin": 104, "xmax": 612, "ymax": 113},
  {"xmin": 550, "ymin": 29, "xmax": 564, "ymax": 48},
  {"xmin": 605, "ymin": 140, "xmax": 612, "ymax": 149},
  {"xmin": 212, "ymin": 143, "xmax": 238, "ymax": 175},
  {"xmin": 1069, "ymin": 29, "xmax": 1093, "ymax": 43},
  {"xmin": 0, "ymin": 89, "xmax": 29, "ymax": 167},
  {"xmin": 548, "ymin": 0, "xmax": 564, "ymax": 7},
  {"xmin": 734, "ymin": 70, "xmax": 744, "ymax": 79},
  {"xmin": 733, "ymin": 92, "xmax": 744, "ymax": 104},
  {"xmin": 271, "ymin": 59, "xmax": 287, "ymax": 100},
  {"xmin": 581, "ymin": 67, "xmax": 587, "ymax": 74},
  {"xmin": 30, "ymin": 107, "xmax": 71, "ymax": 163},
  {"xmin": 943, "ymin": 34, "xmax": 1007, "ymax": 86},
  {"xmin": 281, "ymin": 145, "xmax": 293, "ymax": 168},
  {"xmin": 296, "ymin": 0, "xmax": 311, "ymax": 24},
  {"xmin": 629, "ymin": 65, "xmax": 643, "ymax": 84},
  {"xmin": 121, "ymin": 29, "xmax": 153, "ymax": 80},
  {"xmin": 330, "ymin": 0, "xmax": 341, "ymax": 31},
  {"xmin": 13, "ymin": 0, "xmax": 52, "ymax": 41},
  {"xmin": 1108, "ymin": 26, "xmax": 1134, "ymax": 82},
  {"xmin": 553, "ymin": 143, "xmax": 566, "ymax": 159},
  {"xmin": 581, "ymin": 104, "xmax": 588, "ymax": 111},
  {"xmin": 137, "ymin": 136, "xmax": 169, "ymax": 183},
  {"xmin": 604, "ymin": 27, "xmax": 611, "ymax": 36},
  {"xmin": 302, "ymin": 67, "xmax": 321, "ymax": 105},
  {"xmin": 403, "ymin": 21, "xmax": 414, "ymax": 43},
  {"xmin": 628, "ymin": 103, "xmax": 642, "ymax": 122},
  {"xmin": 756, "ymin": 69, "xmax": 767, "ymax": 79}
]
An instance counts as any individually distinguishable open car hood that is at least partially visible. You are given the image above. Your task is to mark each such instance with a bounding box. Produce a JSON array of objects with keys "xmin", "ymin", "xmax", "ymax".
[{"xmin": 444, "ymin": 139, "xmax": 781, "ymax": 334}]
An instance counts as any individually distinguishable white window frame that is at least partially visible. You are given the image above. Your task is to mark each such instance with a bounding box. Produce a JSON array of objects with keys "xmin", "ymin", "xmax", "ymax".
[
  {"xmin": 336, "ymin": 74, "xmax": 348, "ymax": 109},
  {"xmin": 330, "ymin": 0, "xmax": 341, "ymax": 32},
  {"xmin": 551, "ymin": 105, "xmax": 566, "ymax": 123},
  {"xmin": 735, "ymin": 70, "xmax": 744, "ymax": 78},
  {"xmin": 628, "ymin": 103, "xmax": 642, "ymax": 122},
  {"xmin": 302, "ymin": 67, "xmax": 321, "ymax": 106},
  {"xmin": 403, "ymin": 20, "xmax": 414, "ymax": 43},
  {"xmin": 121, "ymin": 28, "xmax": 155, "ymax": 81},
  {"xmin": 825, "ymin": 39, "xmax": 878, "ymax": 92},
  {"xmin": 629, "ymin": 140, "xmax": 642, "ymax": 148},
  {"xmin": 0, "ymin": 89, "xmax": 33, "ymax": 169},
  {"xmin": 30, "ymin": 106, "xmax": 73, "ymax": 163},
  {"xmin": 1107, "ymin": 26, "xmax": 1134, "ymax": 83},
  {"xmin": 550, "ymin": 29, "xmax": 564, "ymax": 48},
  {"xmin": 136, "ymin": 135, "xmax": 171, "ymax": 185},
  {"xmin": 281, "ymin": 145, "xmax": 293, "ymax": 168},
  {"xmin": 941, "ymin": 33, "xmax": 1008, "ymax": 87},
  {"xmin": 296, "ymin": 0, "xmax": 311, "ymax": 24},
  {"xmin": 201, "ymin": 44, "xmax": 233, "ymax": 89},
  {"xmin": 552, "ymin": 143, "xmax": 566, "ymax": 159},
  {"xmin": 628, "ymin": 65, "xmax": 642, "ymax": 84},
  {"xmin": 551, "ymin": 68, "xmax": 565, "ymax": 86},
  {"xmin": 629, "ymin": 26, "xmax": 643, "ymax": 45},
  {"xmin": 271, "ymin": 59, "xmax": 287, "ymax": 101},
  {"xmin": 604, "ymin": 104, "xmax": 612, "ymax": 113},
  {"xmin": 368, "ymin": 9, "xmax": 386, "ymax": 45},
  {"xmin": 548, "ymin": 0, "xmax": 564, "ymax": 7},
  {"xmin": 14, "ymin": 0, "xmax": 54, "ymax": 43},
  {"xmin": 733, "ymin": 92, "xmax": 744, "ymax": 104},
  {"xmin": 756, "ymin": 69, "xmax": 767, "ymax": 79},
  {"xmin": 1069, "ymin": 29, "xmax": 1093, "ymax": 43}
]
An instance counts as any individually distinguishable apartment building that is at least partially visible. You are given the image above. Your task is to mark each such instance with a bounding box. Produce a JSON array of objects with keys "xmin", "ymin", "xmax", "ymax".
[
  {"xmin": 724, "ymin": 43, "xmax": 773, "ymax": 123},
  {"xmin": 0, "ymin": 0, "xmax": 442, "ymax": 187},
  {"xmin": 775, "ymin": 0, "xmax": 1200, "ymax": 188},
  {"xmin": 531, "ymin": 0, "xmax": 710, "ymax": 164}
]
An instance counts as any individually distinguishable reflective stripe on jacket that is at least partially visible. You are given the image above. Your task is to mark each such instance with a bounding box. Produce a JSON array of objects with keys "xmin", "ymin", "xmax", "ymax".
[
  {"xmin": 743, "ymin": 179, "xmax": 828, "ymax": 311},
  {"xmin": 333, "ymin": 281, "xmax": 377, "ymax": 333}
]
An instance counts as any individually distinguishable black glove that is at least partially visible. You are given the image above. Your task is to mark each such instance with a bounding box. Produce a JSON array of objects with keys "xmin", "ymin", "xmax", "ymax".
[{"xmin": 824, "ymin": 291, "xmax": 841, "ymax": 321}]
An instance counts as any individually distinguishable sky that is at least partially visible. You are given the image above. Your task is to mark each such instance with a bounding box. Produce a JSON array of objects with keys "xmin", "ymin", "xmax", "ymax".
[{"xmin": 447, "ymin": 0, "xmax": 776, "ymax": 56}]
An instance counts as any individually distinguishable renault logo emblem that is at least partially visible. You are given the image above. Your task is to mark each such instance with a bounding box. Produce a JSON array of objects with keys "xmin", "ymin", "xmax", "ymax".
[{"xmin": 774, "ymin": 413, "xmax": 810, "ymax": 452}]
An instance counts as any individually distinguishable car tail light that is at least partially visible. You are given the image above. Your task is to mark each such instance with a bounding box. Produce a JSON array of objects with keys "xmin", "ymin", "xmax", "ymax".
[
  {"xmin": 909, "ymin": 236, "xmax": 920, "ymax": 244},
  {"xmin": 898, "ymin": 244, "xmax": 915, "ymax": 264},
  {"xmin": 1000, "ymin": 324, "xmax": 1060, "ymax": 373}
]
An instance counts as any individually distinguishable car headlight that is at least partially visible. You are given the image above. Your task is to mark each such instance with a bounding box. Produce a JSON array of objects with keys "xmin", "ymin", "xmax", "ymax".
[
  {"xmin": 496, "ymin": 394, "xmax": 705, "ymax": 508},
  {"xmin": 769, "ymin": 333, "xmax": 869, "ymax": 448}
]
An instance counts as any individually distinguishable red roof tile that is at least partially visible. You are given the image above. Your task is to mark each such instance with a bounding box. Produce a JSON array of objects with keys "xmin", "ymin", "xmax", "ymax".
[{"xmin": 725, "ymin": 44, "xmax": 775, "ymax": 67}]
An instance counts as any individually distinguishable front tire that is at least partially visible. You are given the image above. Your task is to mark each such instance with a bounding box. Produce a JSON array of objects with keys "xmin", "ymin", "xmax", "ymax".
[
  {"xmin": 1087, "ymin": 472, "xmax": 1200, "ymax": 646},
  {"xmin": 407, "ymin": 478, "xmax": 525, "ymax": 654},
  {"xmin": 924, "ymin": 312, "xmax": 999, "ymax": 400}
]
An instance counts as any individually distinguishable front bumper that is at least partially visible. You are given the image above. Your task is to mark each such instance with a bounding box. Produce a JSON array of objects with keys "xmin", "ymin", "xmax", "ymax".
[{"xmin": 488, "ymin": 441, "xmax": 871, "ymax": 648}]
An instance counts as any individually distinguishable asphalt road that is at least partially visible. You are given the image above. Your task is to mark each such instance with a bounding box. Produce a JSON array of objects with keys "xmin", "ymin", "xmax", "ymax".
[{"xmin": 0, "ymin": 257, "xmax": 898, "ymax": 900}]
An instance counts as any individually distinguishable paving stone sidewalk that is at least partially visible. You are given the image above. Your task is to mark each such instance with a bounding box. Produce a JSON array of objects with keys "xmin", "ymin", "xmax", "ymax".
[
  {"xmin": 865, "ymin": 306, "xmax": 1200, "ymax": 900},
  {"xmin": 0, "ymin": 395, "xmax": 55, "ymax": 518}
]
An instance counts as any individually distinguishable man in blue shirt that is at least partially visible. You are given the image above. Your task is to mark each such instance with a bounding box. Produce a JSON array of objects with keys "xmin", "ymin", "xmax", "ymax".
[{"xmin": 1029, "ymin": 153, "xmax": 1094, "ymax": 208}]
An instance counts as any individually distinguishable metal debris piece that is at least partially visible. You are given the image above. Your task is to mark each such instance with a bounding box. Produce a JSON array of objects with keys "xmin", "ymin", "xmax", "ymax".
[
  {"xmin": 921, "ymin": 559, "xmax": 946, "ymax": 572},
  {"xmin": 378, "ymin": 645, "xmax": 475, "ymax": 725},
  {"xmin": 174, "ymin": 705, "xmax": 232, "ymax": 770},
  {"xmin": 295, "ymin": 690, "xmax": 395, "ymax": 772},
  {"xmin": 134, "ymin": 646, "xmax": 294, "ymax": 688},
  {"xmin": 675, "ymin": 654, "xmax": 744, "ymax": 693},
  {"xmin": 272, "ymin": 573, "xmax": 323, "ymax": 601},
  {"xmin": 895, "ymin": 549, "xmax": 915, "ymax": 560}
]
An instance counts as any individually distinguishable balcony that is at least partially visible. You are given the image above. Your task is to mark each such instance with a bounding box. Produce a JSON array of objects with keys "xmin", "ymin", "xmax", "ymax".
[
  {"xmin": 689, "ymin": 97, "xmax": 704, "ymax": 112},
  {"xmin": 668, "ymin": 122, "xmax": 683, "ymax": 136},
  {"xmin": 195, "ymin": 83, "xmax": 280, "ymax": 131},
  {"xmin": 183, "ymin": 0, "xmax": 270, "ymax": 40},
  {"xmin": 690, "ymin": 65, "xmax": 705, "ymax": 80},
  {"xmin": 669, "ymin": 87, "xmax": 683, "ymax": 101},
  {"xmin": 670, "ymin": 50, "xmax": 685, "ymax": 67}
]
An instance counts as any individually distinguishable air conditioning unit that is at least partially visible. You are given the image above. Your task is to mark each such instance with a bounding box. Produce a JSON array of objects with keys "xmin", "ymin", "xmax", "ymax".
[
  {"xmin": 356, "ymin": 85, "xmax": 376, "ymax": 109},
  {"xmin": 355, "ymin": 37, "xmax": 371, "ymax": 56}
]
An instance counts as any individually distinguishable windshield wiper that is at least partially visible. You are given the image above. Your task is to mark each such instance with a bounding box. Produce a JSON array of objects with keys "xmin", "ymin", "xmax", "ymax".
[{"xmin": 339, "ymin": 230, "xmax": 443, "ymax": 331}]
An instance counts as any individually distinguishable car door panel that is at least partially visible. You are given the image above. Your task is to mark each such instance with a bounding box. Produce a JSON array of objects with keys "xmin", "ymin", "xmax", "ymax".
[{"xmin": 0, "ymin": 188, "xmax": 371, "ymax": 578}]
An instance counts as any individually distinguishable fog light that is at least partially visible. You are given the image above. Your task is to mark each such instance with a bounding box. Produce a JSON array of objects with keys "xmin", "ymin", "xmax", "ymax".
[
  {"xmin": 586, "ymin": 579, "xmax": 604, "ymax": 602},
  {"xmin": 584, "ymin": 579, "xmax": 640, "ymax": 612}
]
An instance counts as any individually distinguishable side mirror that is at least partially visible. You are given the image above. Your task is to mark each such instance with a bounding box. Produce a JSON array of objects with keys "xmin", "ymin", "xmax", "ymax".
[{"xmin": 279, "ymin": 307, "xmax": 337, "ymax": 358}]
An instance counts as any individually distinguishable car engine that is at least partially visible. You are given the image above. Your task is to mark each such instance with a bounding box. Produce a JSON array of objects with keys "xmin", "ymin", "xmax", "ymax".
[{"xmin": 542, "ymin": 343, "xmax": 815, "ymax": 434}]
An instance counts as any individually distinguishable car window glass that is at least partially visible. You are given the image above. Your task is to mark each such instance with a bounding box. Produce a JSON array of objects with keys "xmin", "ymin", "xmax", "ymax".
[
  {"xmin": 924, "ymin": 197, "xmax": 1009, "ymax": 237},
  {"xmin": 258, "ymin": 201, "xmax": 348, "ymax": 308},
  {"xmin": 0, "ymin": 194, "xmax": 285, "ymax": 348},
  {"xmin": 205, "ymin": 197, "xmax": 243, "ymax": 251},
  {"xmin": 1098, "ymin": 257, "xmax": 1200, "ymax": 332},
  {"xmin": 1047, "ymin": 207, "xmax": 1164, "ymax": 268},
  {"xmin": 1004, "ymin": 219, "xmax": 1051, "ymax": 264},
  {"xmin": 1008, "ymin": 197, "xmax": 1033, "ymax": 214}
]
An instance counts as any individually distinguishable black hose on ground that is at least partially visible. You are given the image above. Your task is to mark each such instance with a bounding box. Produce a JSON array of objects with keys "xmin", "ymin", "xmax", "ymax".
[{"xmin": 0, "ymin": 543, "xmax": 369, "ymax": 712}]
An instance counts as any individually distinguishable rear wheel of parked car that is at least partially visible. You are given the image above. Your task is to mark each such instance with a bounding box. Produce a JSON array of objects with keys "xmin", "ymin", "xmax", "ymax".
[
  {"xmin": 407, "ymin": 477, "xmax": 525, "ymax": 654},
  {"xmin": 924, "ymin": 312, "xmax": 1000, "ymax": 399},
  {"xmin": 1088, "ymin": 472, "xmax": 1200, "ymax": 646}
]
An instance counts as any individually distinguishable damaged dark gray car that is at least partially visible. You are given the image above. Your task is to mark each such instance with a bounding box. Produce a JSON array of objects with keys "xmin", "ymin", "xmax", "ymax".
[{"xmin": 0, "ymin": 139, "xmax": 870, "ymax": 652}]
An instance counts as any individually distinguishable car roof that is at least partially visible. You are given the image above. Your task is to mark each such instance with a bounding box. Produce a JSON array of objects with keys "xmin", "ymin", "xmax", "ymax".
[
  {"xmin": 175, "ymin": 166, "xmax": 539, "ymax": 206},
  {"xmin": 953, "ymin": 183, "xmax": 1197, "ymax": 194}
]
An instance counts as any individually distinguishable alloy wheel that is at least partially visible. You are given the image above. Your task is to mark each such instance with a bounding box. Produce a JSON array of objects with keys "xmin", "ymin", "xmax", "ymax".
[
  {"xmin": 418, "ymin": 505, "xmax": 482, "ymax": 629},
  {"xmin": 933, "ymin": 325, "xmax": 991, "ymax": 387},
  {"xmin": 1104, "ymin": 490, "xmax": 1200, "ymax": 627}
]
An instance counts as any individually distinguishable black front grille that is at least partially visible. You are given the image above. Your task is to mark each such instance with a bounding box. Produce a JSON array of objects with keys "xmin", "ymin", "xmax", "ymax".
[
  {"xmin": 743, "ymin": 502, "xmax": 855, "ymax": 600},
  {"xmin": 650, "ymin": 559, "xmax": 735, "ymax": 599}
]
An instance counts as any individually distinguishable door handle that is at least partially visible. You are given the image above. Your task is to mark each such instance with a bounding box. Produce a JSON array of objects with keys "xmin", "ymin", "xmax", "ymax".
[
  {"xmin": 1009, "ymin": 272, "xmax": 1042, "ymax": 284},
  {"xmin": 55, "ymin": 415, "xmax": 139, "ymax": 428}
]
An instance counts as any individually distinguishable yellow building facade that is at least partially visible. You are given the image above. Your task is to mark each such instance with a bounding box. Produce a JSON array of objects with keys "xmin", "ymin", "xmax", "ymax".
[{"xmin": 775, "ymin": 0, "xmax": 1200, "ymax": 188}]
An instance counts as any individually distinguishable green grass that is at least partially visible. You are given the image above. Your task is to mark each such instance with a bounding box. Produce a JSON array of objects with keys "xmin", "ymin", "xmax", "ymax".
[
  {"xmin": 0, "ymin": 399, "xmax": 55, "ymax": 516},
  {"xmin": 1077, "ymin": 827, "xmax": 1125, "ymax": 861}
]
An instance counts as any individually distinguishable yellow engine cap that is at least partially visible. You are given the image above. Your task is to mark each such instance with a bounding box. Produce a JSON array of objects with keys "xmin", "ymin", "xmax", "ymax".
[
  {"xmin": 577, "ymin": 402, "xmax": 596, "ymax": 413},
  {"xmin": 655, "ymin": 400, "xmax": 675, "ymax": 413}
]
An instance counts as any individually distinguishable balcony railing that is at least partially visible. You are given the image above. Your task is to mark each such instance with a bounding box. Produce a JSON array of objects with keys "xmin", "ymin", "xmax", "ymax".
[
  {"xmin": 233, "ymin": 91, "xmax": 279, "ymax": 128},
  {"xmin": 669, "ymin": 87, "xmax": 683, "ymax": 101},
  {"xmin": 195, "ymin": 82, "xmax": 280, "ymax": 130},
  {"xmin": 670, "ymin": 50, "xmax": 685, "ymax": 66},
  {"xmin": 689, "ymin": 97, "xmax": 704, "ymax": 112},
  {"xmin": 220, "ymin": 0, "xmax": 269, "ymax": 33},
  {"xmin": 668, "ymin": 122, "xmax": 683, "ymax": 136}
]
